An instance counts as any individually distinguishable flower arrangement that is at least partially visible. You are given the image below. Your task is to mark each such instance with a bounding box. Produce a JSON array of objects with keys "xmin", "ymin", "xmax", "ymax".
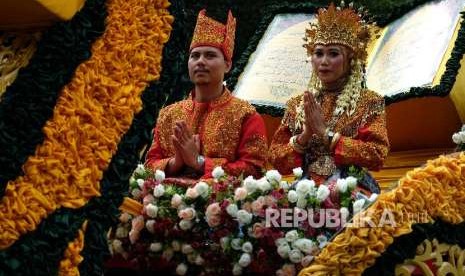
[
  {"xmin": 109, "ymin": 165, "xmax": 378, "ymax": 275},
  {"xmin": 452, "ymin": 125, "xmax": 465, "ymax": 151}
]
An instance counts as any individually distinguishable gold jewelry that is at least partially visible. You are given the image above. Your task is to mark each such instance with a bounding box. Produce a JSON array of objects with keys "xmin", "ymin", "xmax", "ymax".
[
  {"xmin": 329, "ymin": 132, "xmax": 341, "ymax": 151},
  {"xmin": 290, "ymin": 135, "xmax": 308, "ymax": 153}
]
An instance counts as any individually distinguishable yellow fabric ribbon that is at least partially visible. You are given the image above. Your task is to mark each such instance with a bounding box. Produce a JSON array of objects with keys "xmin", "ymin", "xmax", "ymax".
[{"xmin": 0, "ymin": 0, "xmax": 173, "ymax": 250}]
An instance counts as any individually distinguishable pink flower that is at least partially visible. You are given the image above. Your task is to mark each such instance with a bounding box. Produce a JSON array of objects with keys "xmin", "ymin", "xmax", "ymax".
[
  {"xmin": 206, "ymin": 203, "xmax": 221, "ymax": 216},
  {"xmin": 264, "ymin": 195, "xmax": 276, "ymax": 206},
  {"xmin": 252, "ymin": 222, "xmax": 265, "ymax": 238},
  {"xmin": 242, "ymin": 202, "xmax": 252, "ymax": 213},
  {"xmin": 143, "ymin": 194, "xmax": 155, "ymax": 206},
  {"xmin": 185, "ymin": 187, "xmax": 199, "ymax": 199},
  {"xmin": 128, "ymin": 229, "xmax": 140, "ymax": 244},
  {"xmin": 251, "ymin": 197, "xmax": 265, "ymax": 215},
  {"xmin": 234, "ymin": 187, "xmax": 248, "ymax": 201},
  {"xmin": 119, "ymin": 213, "xmax": 131, "ymax": 223},
  {"xmin": 131, "ymin": 215, "xmax": 145, "ymax": 232},
  {"xmin": 206, "ymin": 214, "xmax": 221, "ymax": 227},
  {"xmin": 178, "ymin": 207, "xmax": 196, "ymax": 221},
  {"xmin": 276, "ymin": 264, "xmax": 296, "ymax": 276}
]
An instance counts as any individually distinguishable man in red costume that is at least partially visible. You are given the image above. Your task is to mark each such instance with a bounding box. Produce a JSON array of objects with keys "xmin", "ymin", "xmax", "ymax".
[{"xmin": 145, "ymin": 10, "xmax": 268, "ymax": 183}]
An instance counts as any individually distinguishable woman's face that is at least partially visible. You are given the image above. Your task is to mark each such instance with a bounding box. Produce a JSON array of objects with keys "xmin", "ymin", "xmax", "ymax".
[{"xmin": 311, "ymin": 44, "xmax": 351, "ymax": 86}]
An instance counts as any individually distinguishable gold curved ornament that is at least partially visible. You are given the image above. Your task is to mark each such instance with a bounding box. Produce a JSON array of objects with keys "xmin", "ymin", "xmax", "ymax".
[
  {"xmin": 395, "ymin": 239, "xmax": 465, "ymax": 276},
  {"xmin": 0, "ymin": 32, "xmax": 40, "ymax": 96}
]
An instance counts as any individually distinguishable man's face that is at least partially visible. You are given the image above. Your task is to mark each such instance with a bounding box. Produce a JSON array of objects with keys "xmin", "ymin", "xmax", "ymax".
[{"xmin": 188, "ymin": 46, "xmax": 231, "ymax": 85}]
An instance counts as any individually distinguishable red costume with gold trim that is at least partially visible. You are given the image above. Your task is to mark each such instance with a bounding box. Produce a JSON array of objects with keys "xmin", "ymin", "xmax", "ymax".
[
  {"xmin": 268, "ymin": 89, "xmax": 389, "ymax": 176},
  {"xmin": 145, "ymin": 88, "xmax": 268, "ymax": 179}
]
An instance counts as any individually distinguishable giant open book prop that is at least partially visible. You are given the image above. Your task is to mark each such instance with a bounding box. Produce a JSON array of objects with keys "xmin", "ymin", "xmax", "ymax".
[{"xmin": 233, "ymin": 0, "xmax": 465, "ymax": 108}]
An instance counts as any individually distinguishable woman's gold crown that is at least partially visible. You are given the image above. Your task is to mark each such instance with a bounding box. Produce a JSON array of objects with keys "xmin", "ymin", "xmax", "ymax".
[{"xmin": 304, "ymin": 2, "xmax": 375, "ymax": 62}]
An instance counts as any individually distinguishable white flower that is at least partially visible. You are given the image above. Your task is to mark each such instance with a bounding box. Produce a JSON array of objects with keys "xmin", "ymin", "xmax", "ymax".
[
  {"xmin": 353, "ymin": 198, "xmax": 366, "ymax": 214},
  {"xmin": 275, "ymin": 238, "xmax": 288, "ymax": 247},
  {"xmin": 296, "ymin": 179, "xmax": 315, "ymax": 195},
  {"xmin": 231, "ymin": 238, "xmax": 243, "ymax": 250},
  {"xmin": 212, "ymin": 166, "xmax": 225, "ymax": 179},
  {"xmin": 136, "ymin": 179, "xmax": 145, "ymax": 189},
  {"xmin": 149, "ymin": 242, "xmax": 163, "ymax": 252},
  {"xmin": 369, "ymin": 193, "xmax": 378, "ymax": 202},
  {"xmin": 317, "ymin": 235, "xmax": 328, "ymax": 248},
  {"xmin": 279, "ymin": 181, "xmax": 290, "ymax": 190},
  {"xmin": 340, "ymin": 207, "xmax": 350, "ymax": 221},
  {"xmin": 153, "ymin": 184, "xmax": 165, "ymax": 198},
  {"xmin": 453, "ymin": 132, "xmax": 465, "ymax": 144},
  {"xmin": 112, "ymin": 239, "xmax": 124, "ymax": 254},
  {"xmin": 287, "ymin": 190, "xmax": 298, "ymax": 203},
  {"xmin": 181, "ymin": 244, "xmax": 194, "ymax": 254},
  {"xmin": 266, "ymin": 170, "xmax": 282, "ymax": 183},
  {"xmin": 146, "ymin": 203, "xmax": 158, "ymax": 218},
  {"xmin": 131, "ymin": 188, "xmax": 142, "ymax": 199},
  {"xmin": 115, "ymin": 226, "xmax": 128, "ymax": 239},
  {"xmin": 185, "ymin": 187, "xmax": 199, "ymax": 199},
  {"xmin": 162, "ymin": 247, "xmax": 174, "ymax": 261},
  {"xmin": 289, "ymin": 249, "xmax": 303, "ymax": 263},
  {"xmin": 296, "ymin": 196, "xmax": 307, "ymax": 209},
  {"xmin": 195, "ymin": 255, "xmax": 205, "ymax": 265},
  {"xmin": 316, "ymin": 185, "xmax": 330, "ymax": 202},
  {"xmin": 179, "ymin": 219, "xmax": 193, "ymax": 230},
  {"xmin": 226, "ymin": 204, "xmax": 239, "ymax": 217},
  {"xmin": 285, "ymin": 230, "xmax": 299, "ymax": 242},
  {"xmin": 336, "ymin": 178, "xmax": 348, "ymax": 193},
  {"xmin": 220, "ymin": 237, "xmax": 230, "ymax": 249},
  {"xmin": 293, "ymin": 167, "xmax": 303, "ymax": 178},
  {"xmin": 277, "ymin": 243, "xmax": 291, "ymax": 258},
  {"xmin": 257, "ymin": 177, "xmax": 272, "ymax": 192},
  {"xmin": 175, "ymin": 263, "xmax": 188, "ymax": 275},
  {"xmin": 243, "ymin": 176, "xmax": 258, "ymax": 193},
  {"xmin": 237, "ymin": 210, "xmax": 253, "ymax": 225},
  {"xmin": 459, "ymin": 131, "xmax": 465, "ymax": 144},
  {"xmin": 301, "ymin": 255, "xmax": 314, "ymax": 267},
  {"xmin": 145, "ymin": 220, "xmax": 156, "ymax": 233},
  {"xmin": 187, "ymin": 253, "xmax": 196, "ymax": 264},
  {"xmin": 232, "ymin": 263, "xmax": 243, "ymax": 275},
  {"xmin": 171, "ymin": 194, "xmax": 183, "ymax": 208},
  {"xmin": 234, "ymin": 187, "xmax": 248, "ymax": 201},
  {"xmin": 242, "ymin": 241, "xmax": 253, "ymax": 253},
  {"xmin": 154, "ymin": 170, "xmax": 165, "ymax": 182},
  {"xmin": 171, "ymin": 240, "xmax": 181, "ymax": 251},
  {"xmin": 293, "ymin": 239, "xmax": 314, "ymax": 254},
  {"xmin": 238, "ymin": 253, "xmax": 252, "ymax": 267},
  {"xmin": 345, "ymin": 176, "xmax": 357, "ymax": 190},
  {"xmin": 135, "ymin": 164, "xmax": 145, "ymax": 174},
  {"xmin": 194, "ymin": 181, "xmax": 209, "ymax": 198}
]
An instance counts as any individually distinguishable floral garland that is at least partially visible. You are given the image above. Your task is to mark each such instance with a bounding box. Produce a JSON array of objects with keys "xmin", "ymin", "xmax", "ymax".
[
  {"xmin": 0, "ymin": 0, "xmax": 107, "ymax": 198},
  {"xmin": 299, "ymin": 152, "xmax": 465, "ymax": 275},
  {"xmin": 58, "ymin": 221, "xmax": 88, "ymax": 276},
  {"xmin": 110, "ymin": 165, "xmax": 378, "ymax": 275},
  {"xmin": 0, "ymin": 0, "xmax": 173, "ymax": 251}
]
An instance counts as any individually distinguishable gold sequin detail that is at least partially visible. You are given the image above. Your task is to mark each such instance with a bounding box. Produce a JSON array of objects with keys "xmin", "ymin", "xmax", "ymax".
[{"xmin": 154, "ymin": 89, "xmax": 264, "ymax": 174}]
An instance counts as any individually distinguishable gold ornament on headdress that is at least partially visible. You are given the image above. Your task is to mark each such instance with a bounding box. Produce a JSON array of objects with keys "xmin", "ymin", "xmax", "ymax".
[
  {"xmin": 304, "ymin": 2, "xmax": 374, "ymax": 63},
  {"xmin": 190, "ymin": 9, "xmax": 236, "ymax": 62},
  {"xmin": 300, "ymin": 2, "xmax": 379, "ymax": 119}
]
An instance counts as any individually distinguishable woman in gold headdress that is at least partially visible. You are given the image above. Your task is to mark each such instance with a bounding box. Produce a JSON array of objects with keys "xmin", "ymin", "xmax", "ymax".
[{"xmin": 268, "ymin": 3, "xmax": 389, "ymax": 192}]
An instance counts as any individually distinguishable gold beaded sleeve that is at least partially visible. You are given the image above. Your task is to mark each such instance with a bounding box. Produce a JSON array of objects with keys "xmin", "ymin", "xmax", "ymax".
[
  {"xmin": 333, "ymin": 94, "xmax": 389, "ymax": 170},
  {"xmin": 268, "ymin": 96, "xmax": 304, "ymax": 174}
]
